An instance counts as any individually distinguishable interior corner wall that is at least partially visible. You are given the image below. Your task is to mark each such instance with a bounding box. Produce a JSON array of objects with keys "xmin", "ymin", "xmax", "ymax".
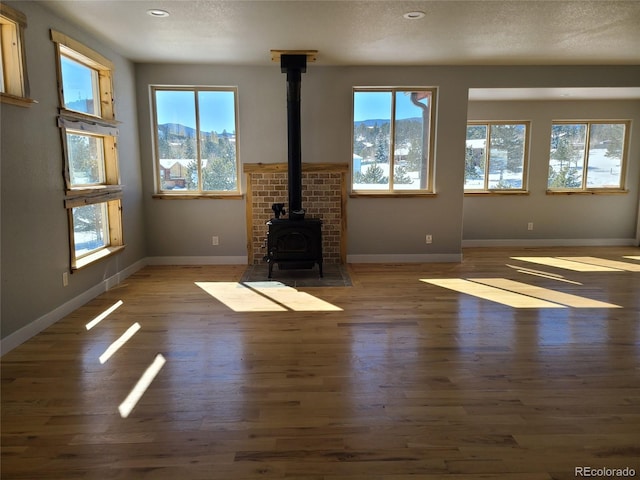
[
  {"xmin": 464, "ymin": 99, "xmax": 640, "ymax": 245},
  {"xmin": 1, "ymin": 1, "xmax": 146, "ymax": 346}
]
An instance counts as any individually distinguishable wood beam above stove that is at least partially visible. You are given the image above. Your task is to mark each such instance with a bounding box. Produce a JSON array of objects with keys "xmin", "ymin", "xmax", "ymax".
[{"xmin": 270, "ymin": 50, "xmax": 318, "ymax": 63}]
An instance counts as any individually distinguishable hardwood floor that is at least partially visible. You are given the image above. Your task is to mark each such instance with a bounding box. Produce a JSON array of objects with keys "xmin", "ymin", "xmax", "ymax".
[{"xmin": 2, "ymin": 246, "xmax": 639, "ymax": 479}]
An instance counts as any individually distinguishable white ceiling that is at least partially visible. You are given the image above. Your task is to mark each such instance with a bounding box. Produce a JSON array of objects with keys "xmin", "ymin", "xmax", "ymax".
[
  {"xmin": 41, "ymin": 0, "xmax": 640, "ymax": 66},
  {"xmin": 468, "ymin": 87, "xmax": 640, "ymax": 101},
  {"xmin": 40, "ymin": 0, "xmax": 640, "ymax": 99}
]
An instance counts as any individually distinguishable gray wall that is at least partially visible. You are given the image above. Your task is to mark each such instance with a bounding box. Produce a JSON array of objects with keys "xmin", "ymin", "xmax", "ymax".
[
  {"xmin": 135, "ymin": 64, "xmax": 286, "ymax": 259},
  {"xmin": 136, "ymin": 64, "xmax": 640, "ymax": 261},
  {"xmin": 1, "ymin": 1, "xmax": 146, "ymax": 341},
  {"xmin": 464, "ymin": 100, "xmax": 640, "ymax": 244}
]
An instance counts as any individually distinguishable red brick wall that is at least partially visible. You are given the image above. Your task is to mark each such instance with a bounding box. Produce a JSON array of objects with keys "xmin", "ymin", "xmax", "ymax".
[{"xmin": 245, "ymin": 164, "xmax": 348, "ymax": 265}]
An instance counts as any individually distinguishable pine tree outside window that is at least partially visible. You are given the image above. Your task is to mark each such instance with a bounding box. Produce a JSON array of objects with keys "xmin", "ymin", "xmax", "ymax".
[
  {"xmin": 151, "ymin": 86, "xmax": 240, "ymax": 197},
  {"xmin": 352, "ymin": 88, "xmax": 437, "ymax": 195},
  {"xmin": 547, "ymin": 121, "xmax": 630, "ymax": 193},
  {"xmin": 465, "ymin": 122, "xmax": 530, "ymax": 193}
]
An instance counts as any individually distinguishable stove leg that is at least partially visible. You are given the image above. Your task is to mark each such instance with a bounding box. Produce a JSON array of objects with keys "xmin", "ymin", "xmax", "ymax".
[{"xmin": 268, "ymin": 262, "xmax": 273, "ymax": 279}]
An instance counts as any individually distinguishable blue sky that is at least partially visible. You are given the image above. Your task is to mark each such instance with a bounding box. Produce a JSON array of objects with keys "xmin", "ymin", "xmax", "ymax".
[
  {"xmin": 61, "ymin": 64, "xmax": 426, "ymax": 132},
  {"xmin": 354, "ymin": 91, "xmax": 429, "ymax": 122},
  {"xmin": 61, "ymin": 56, "xmax": 96, "ymax": 112},
  {"xmin": 61, "ymin": 61, "xmax": 236, "ymax": 133},
  {"xmin": 155, "ymin": 90, "xmax": 237, "ymax": 133}
]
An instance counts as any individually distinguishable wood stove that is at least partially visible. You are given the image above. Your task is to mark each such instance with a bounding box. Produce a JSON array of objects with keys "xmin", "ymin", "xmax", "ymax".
[
  {"xmin": 265, "ymin": 218, "xmax": 323, "ymax": 278},
  {"xmin": 263, "ymin": 52, "xmax": 323, "ymax": 278}
]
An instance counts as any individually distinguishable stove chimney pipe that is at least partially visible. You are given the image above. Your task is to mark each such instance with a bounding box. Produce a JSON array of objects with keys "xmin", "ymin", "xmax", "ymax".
[{"xmin": 280, "ymin": 54, "xmax": 307, "ymax": 218}]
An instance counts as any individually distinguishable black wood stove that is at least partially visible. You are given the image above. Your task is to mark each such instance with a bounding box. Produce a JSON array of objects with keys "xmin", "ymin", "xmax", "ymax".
[{"xmin": 264, "ymin": 53, "xmax": 323, "ymax": 278}]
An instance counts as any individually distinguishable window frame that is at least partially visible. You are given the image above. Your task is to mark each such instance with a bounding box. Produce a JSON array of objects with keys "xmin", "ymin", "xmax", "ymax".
[
  {"xmin": 350, "ymin": 87, "xmax": 437, "ymax": 197},
  {"xmin": 52, "ymin": 30, "xmax": 124, "ymax": 270},
  {"xmin": 0, "ymin": 3, "xmax": 34, "ymax": 107},
  {"xmin": 547, "ymin": 120, "xmax": 630, "ymax": 195},
  {"xmin": 150, "ymin": 85, "xmax": 242, "ymax": 199},
  {"xmin": 464, "ymin": 121, "xmax": 531, "ymax": 195}
]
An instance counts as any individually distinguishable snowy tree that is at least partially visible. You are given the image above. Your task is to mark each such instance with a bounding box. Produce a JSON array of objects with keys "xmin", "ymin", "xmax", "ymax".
[{"xmin": 354, "ymin": 163, "xmax": 388, "ymax": 184}]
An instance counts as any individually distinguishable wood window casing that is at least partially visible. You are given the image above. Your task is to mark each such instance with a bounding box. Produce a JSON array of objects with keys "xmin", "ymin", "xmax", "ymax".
[
  {"xmin": 0, "ymin": 3, "xmax": 35, "ymax": 107},
  {"xmin": 351, "ymin": 87, "xmax": 437, "ymax": 196},
  {"xmin": 547, "ymin": 120, "xmax": 631, "ymax": 195},
  {"xmin": 52, "ymin": 29, "xmax": 124, "ymax": 270},
  {"xmin": 150, "ymin": 85, "xmax": 241, "ymax": 198},
  {"xmin": 464, "ymin": 121, "xmax": 531, "ymax": 195}
]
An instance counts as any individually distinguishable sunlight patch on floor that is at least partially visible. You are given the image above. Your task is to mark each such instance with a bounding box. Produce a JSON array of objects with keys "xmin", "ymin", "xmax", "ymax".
[
  {"xmin": 245, "ymin": 282, "xmax": 343, "ymax": 311},
  {"xmin": 118, "ymin": 354, "xmax": 166, "ymax": 418},
  {"xmin": 421, "ymin": 278, "xmax": 564, "ymax": 308},
  {"xmin": 421, "ymin": 278, "xmax": 621, "ymax": 309},
  {"xmin": 506, "ymin": 264, "xmax": 583, "ymax": 285},
  {"xmin": 98, "ymin": 322, "xmax": 141, "ymax": 364},
  {"xmin": 472, "ymin": 278, "xmax": 621, "ymax": 308},
  {"xmin": 511, "ymin": 257, "xmax": 620, "ymax": 272},
  {"xmin": 558, "ymin": 256, "xmax": 640, "ymax": 272},
  {"xmin": 195, "ymin": 281, "xmax": 342, "ymax": 312},
  {"xmin": 86, "ymin": 300, "xmax": 123, "ymax": 330},
  {"xmin": 196, "ymin": 282, "xmax": 287, "ymax": 312}
]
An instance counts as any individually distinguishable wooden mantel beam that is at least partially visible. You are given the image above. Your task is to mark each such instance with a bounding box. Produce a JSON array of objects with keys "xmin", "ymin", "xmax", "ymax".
[{"xmin": 270, "ymin": 50, "xmax": 318, "ymax": 63}]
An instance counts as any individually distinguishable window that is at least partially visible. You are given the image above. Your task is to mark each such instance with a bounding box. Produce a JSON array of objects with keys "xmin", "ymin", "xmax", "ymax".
[
  {"xmin": 352, "ymin": 88, "xmax": 436, "ymax": 194},
  {"xmin": 548, "ymin": 121, "xmax": 630, "ymax": 192},
  {"xmin": 52, "ymin": 30, "xmax": 123, "ymax": 270},
  {"xmin": 465, "ymin": 122, "xmax": 530, "ymax": 192},
  {"xmin": 151, "ymin": 86, "xmax": 240, "ymax": 196},
  {"xmin": 0, "ymin": 3, "xmax": 34, "ymax": 106}
]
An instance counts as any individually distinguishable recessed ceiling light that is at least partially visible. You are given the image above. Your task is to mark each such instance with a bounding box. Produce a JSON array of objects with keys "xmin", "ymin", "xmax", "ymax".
[
  {"xmin": 147, "ymin": 9, "xmax": 170, "ymax": 18},
  {"xmin": 403, "ymin": 11, "xmax": 425, "ymax": 20}
]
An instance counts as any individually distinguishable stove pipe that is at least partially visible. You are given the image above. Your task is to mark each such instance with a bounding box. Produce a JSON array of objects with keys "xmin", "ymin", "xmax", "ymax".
[{"xmin": 280, "ymin": 54, "xmax": 307, "ymax": 218}]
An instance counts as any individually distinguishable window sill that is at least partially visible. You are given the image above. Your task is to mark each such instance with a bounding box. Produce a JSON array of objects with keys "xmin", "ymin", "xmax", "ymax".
[
  {"xmin": 64, "ymin": 186, "xmax": 123, "ymax": 208},
  {"xmin": 152, "ymin": 193, "xmax": 244, "ymax": 200},
  {"xmin": 1, "ymin": 92, "xmax": 37, "ymax": 108},
  {"xmin": 464, "ymin": 190, "xmax": 530, "ymax": 196},
  {"xmin": 350, "ymin": 192, "xmax": 437, "ymax": 198},
  {"xmin": 546, "ymin": 189, "xmax": 628, "ymax": 195},
  {"xmin": 72, "ymin": 245, "xmax": 125, "ymax": 271}
]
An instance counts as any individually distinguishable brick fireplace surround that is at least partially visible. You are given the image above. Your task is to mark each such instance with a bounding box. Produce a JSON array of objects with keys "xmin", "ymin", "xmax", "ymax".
[{"xmin": 243, "ymin": 163, "xmax": 349, "ymax": 265}]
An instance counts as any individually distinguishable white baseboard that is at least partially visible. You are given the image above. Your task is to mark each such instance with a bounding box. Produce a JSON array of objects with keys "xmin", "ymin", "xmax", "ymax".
[
  {"xmin": 462, "ymin": 238, "xmax": 638, "ymax": 248},
  {"xmin": 6, "ymin": 240, "xmax": 634, "ymax": 355},
  {"xmin": 0, "ymin": 258, "xmax": 147, "ymax": 357},
  {"xmin": 1, "ymin": 256, "xmax": 248, "ymax": 355},
  {"xmin": 146, "ymin": 256, "xmax": 248, "ymax": 265},
  {"xmin": 347, "ymin": 253, "xmax": 463, "ymax": 263}
]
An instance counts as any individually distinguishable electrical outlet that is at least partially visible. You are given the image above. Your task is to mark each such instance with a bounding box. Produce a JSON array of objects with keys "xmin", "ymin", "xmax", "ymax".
[
  {"xmin": 527, "ymin": 222, "xmax": 534, "ymax": 231},
  {"xmin": 62, "ymin": 272, "xmax": 69, "ymax": 287},
  {"xmin": 426, "ymin": 234, "xmax": 433, "ymax": 244},
  {"xmin": 212, "ymin": 236, "xmax": 219, "ymax": 246}
]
